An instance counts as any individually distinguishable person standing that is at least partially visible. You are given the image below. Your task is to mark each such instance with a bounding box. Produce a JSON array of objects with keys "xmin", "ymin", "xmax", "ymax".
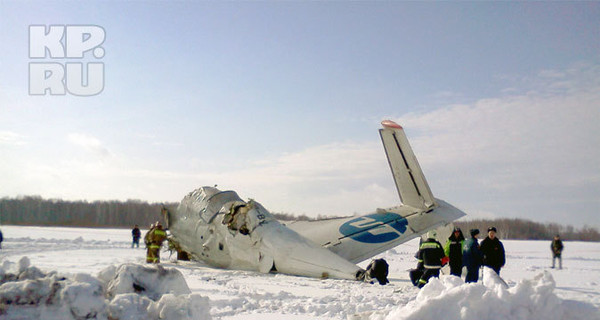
[
  {"xmin": 462, "ymin": 229, "xmax": 483, "ymax": 283},
  {"xmin": 480, "ymin": 227, "xmax": 505, "ymax": 275},
  {"xmin": 551, "ymin": 234, "xmax": 564, "ymax": 269},
  {"xmin": 0, "ymin": 228, "xmax": 3, "ymax": 249},
  {"xmin": 444, "ymin": 227, "xmax": 465, "ymax": 277},
  {"xmin": 131, "ymin": 224, "xmax": 141, "ymax": 248},
  {"xmin": 416, "ymin": 230, "xmax": 446, "ymax": 288},
  {"xmin": 145, "ymin": 222, "xmax": 167, "ymax": 263}
]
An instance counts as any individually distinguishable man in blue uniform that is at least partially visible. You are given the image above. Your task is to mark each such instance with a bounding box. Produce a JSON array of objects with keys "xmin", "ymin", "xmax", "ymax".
[
  {"xmin": 131, "ymin": 224, "xmax": 141, "ymax": 248},
  {"xmin": 462, "ymin": 228, "xmax": 483, "ymax": 283}
]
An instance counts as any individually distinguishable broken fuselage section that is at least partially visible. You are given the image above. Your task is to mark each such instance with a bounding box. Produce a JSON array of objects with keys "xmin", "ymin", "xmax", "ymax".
[{"xmin": 166, "ymin": 186, "xmax": 379, "ymax": 282}]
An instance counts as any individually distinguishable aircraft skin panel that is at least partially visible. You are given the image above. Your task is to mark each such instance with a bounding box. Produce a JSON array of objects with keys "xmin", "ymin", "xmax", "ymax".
[{"xmin": 379, "ymin": 123, "xmax": 436, "ymax": 210}]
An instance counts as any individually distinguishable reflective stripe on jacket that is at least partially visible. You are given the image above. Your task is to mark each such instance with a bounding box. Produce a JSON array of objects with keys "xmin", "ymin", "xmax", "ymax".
[{"xmin": 417, "ymin": 238, "xmax": 445, "ymax": 269}]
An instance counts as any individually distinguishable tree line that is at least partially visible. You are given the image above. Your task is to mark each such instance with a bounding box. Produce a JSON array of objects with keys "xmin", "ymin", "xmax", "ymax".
[
  {"xmin": 455, "ymin": 218, "xmax": 600, "ymax": 241},
  {"xmin": 1, "ymin": 196, "xmax": 598, "ymax": 241},
  {"xmin": 0, "ymin": 196, "xmax": 177, "ymax": 229},
  {"xmin": 0, "ymin": 196, "xmax": 315, "ymax": 228}
]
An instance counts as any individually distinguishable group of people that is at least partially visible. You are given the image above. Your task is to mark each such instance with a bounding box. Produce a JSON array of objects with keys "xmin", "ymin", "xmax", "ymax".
[
  {"xmin": 462, "ymin": 227, "xmax": 505, "ymax": 283},
  {"xmin": 412, "ymin": 226, "xmax": 507, "ymax": 287},
  {"xmin": 131, "ymin": 222, "xmax": 168, "ymax": 264},
  {"xmin": 413, "ymin": 226, "xmax": 566, "ymax": 288}
]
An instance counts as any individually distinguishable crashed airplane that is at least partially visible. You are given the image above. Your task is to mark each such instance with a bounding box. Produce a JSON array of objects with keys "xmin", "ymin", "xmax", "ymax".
[{"xmin": 164, "ymin": 120, "xmax": 466, "ymax": 284}]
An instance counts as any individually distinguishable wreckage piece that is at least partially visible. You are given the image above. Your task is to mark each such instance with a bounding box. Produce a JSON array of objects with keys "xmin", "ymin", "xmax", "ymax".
[
  {"xmin": 167, "ymin": 187, "xmax": 368, "ymax": 281},
  {"xmin": 165, "ymin": 121, "xmax": 465, "ymax": 284}
]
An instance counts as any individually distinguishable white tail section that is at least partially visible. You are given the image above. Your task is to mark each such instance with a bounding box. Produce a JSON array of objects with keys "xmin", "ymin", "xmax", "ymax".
[{"xmin": 379, "ymin": 120, "xmax": 436, "ymax": 210}]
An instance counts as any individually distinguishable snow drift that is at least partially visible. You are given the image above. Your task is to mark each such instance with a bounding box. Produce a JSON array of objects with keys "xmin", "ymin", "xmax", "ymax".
[
  {"xmin": 1, "ymin": 226, "xmax": 600, "ymax": 320},
  {"xmin": 0, "ymin": 257, "xmax": 211, "ymax": 320},
  {"xmin": 366, "ymin": 267, "xmax": 599, "ymax": 320}
]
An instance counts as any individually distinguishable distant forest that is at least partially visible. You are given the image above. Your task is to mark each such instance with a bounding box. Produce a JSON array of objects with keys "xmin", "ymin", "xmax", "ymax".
[
  {"xmin": 0, "ymin": 196, "xmax": 315, "ymax": 229},
  {"xmin": 455, "ymin": 218, "xmax": 600, "ymax": 242},
  {"xmin": 0, "ymin": 196, "xmax": 178, "ymax": 229},
  {"xmin": 0, "ymin": 196, "xmax": 598, "ymax": 241}
]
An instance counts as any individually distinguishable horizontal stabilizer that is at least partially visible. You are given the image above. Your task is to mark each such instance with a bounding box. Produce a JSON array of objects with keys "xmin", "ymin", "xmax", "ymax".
[{"xmin": 286, "ymin": 199, "xmax": 466, "ymax": 264}]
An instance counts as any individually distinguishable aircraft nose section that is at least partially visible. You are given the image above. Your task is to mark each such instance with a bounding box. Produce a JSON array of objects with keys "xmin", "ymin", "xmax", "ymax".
[{"xmin": 259, "ymin": 224, "xmax": 361, "ymax": 280}]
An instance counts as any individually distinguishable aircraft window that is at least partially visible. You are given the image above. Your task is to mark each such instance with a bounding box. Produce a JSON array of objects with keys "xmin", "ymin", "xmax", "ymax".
[{"xmin": 218, "ymin": 243, "xmax": 224, "ymax": 251}]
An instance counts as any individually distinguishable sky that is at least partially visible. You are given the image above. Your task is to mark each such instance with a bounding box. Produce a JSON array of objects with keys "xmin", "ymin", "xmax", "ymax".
[{"xmin": 1, "ymin": 1, "xmax": 599, "ymax": 228}]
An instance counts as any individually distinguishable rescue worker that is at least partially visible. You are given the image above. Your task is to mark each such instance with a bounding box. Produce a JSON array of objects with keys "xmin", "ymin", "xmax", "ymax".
[
  {"xmin": 462, "ymin": 228, "xmax": 483, "ymax": 283},
  {"xmin": 416, "ymin": 230, "xmax": 446, "ymax": 288},
  {"xmin": 145, "ymin": 222, "xmax": 167, "ymax": 263},
  {"xmin": 131, "ymin": 224, "xmax": 141, "ymax": 248},
  {"xmin": 480, "ymin": 227, "xmax": 505, "ymax": 275},
  {"xmin": 144, "ymin": 223, "xmax": 155, "ymax": 246},
  {"xmin": 551, "ymin": 234, "xmax": 564, "ymax": 269},
  {"xmin": 444, "ymin": 227, "xmax": 465, "ymax": 277},
  {"xmin": 409, "ymin": 242, "xmax": 425, "ymax": 286},
  {"xmin": 360, "ymin": 258, "xmax": 390, "ymax": 285}
]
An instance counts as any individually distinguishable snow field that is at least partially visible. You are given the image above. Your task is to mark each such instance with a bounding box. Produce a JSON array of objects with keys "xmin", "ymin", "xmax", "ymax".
[{"xmin": 0, "ymin": 226, "xmax": 599, "ymax": 319}]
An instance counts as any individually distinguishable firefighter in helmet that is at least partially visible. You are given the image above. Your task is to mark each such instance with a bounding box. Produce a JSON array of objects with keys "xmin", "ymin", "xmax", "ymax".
[{"xmin": 145, "ymin": 221, "xmax": 167, "ymax": 263}]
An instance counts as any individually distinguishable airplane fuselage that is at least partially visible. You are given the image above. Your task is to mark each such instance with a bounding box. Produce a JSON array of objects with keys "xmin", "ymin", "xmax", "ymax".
[
  {"xmin": 168, "ymin": 186, "xmax": 365, "ymax": 280},
  {"xmin": 165, "ymin": 120, "xmax": 466, "ymax": 283}
]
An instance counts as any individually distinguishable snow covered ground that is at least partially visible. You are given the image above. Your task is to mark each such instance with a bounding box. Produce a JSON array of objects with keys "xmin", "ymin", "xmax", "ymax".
[{"xmin": 0, "ymin": 225, "xmax": 599, "ymax": 319}]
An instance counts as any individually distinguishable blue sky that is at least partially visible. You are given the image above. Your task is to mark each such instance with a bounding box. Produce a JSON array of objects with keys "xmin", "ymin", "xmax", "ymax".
[{"xmin": 1, "ymin": 1, "xmax": 599, "ymax": 228}]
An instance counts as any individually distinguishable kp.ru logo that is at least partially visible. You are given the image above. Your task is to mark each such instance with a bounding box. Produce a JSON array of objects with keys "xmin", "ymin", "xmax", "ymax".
[
  {"xmin": 339, "ymin": 213, "xmax": 408, "ymax": 243},
  {"xmin": 29, "ymin": 25, "xmax": 105, "ymax": 96}
]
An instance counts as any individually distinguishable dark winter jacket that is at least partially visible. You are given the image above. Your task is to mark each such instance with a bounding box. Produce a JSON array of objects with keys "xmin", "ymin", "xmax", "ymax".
[
  {"xmin": 417, "ymin": 238, "xmax": 445, "ymax": 269},
  {"xmin": 132, "ymin": 227, "xmax": 141, "ymax": 240},
  {"xmin": 551, "ymin": 239, "xmax": 563, "ymax": 256},
  {"xmin": 480, "ymin": 237, "xmax": 505, "ymax": 269},
  {"xmin": 444, "ymin": 232, "xmax": 465, "ymax": 267},
  {"xmin": 462, "ymin": 238, "xmax": 482, "ymax": 269}
]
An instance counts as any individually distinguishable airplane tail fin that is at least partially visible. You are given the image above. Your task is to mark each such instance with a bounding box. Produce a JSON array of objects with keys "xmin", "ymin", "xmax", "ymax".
[{"xmin": 379, "ymin": 120, "xmax": 436, "ymax": 210}]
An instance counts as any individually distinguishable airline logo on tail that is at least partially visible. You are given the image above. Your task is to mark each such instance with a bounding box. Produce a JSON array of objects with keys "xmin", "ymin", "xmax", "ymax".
[{"xmin": 339, "ymin": 213, "xmax": 408, "ymax": 243}]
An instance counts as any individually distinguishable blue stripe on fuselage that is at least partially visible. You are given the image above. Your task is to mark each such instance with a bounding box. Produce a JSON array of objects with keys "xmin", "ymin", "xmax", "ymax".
[{"xmin": 338, "ymin": 213, "xmax": 408, "ymax": 243}]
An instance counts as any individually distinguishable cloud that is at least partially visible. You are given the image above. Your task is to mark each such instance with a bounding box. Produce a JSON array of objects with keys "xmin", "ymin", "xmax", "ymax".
[
  {"xmin": 0, "ymin": 131, "xmax": 26, "ymax": 146},
  {"xmin": 53, "ymin": 63, "xmax": 599, "ymax": 225},
  {"xmin": 2, "ymin": 63, "xmax": 598, "ymax": 227},
  {"xmin": 197, "ymin": 62, "xmax": 600, "ymax": 222},
  {"xmin": 180, "ymin": 141, "xmax": 398, "ymax": 216},
  {"xmin": 388, "ymin": 63, "xmax": 600, "ymax": 225},
  {"xmin": 68, "ymin": 133, "xmax": 112, "ymax": 157},
  {"xmin": 395, "ymin": 63, "xmax": 600, "ymax": 190}
]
